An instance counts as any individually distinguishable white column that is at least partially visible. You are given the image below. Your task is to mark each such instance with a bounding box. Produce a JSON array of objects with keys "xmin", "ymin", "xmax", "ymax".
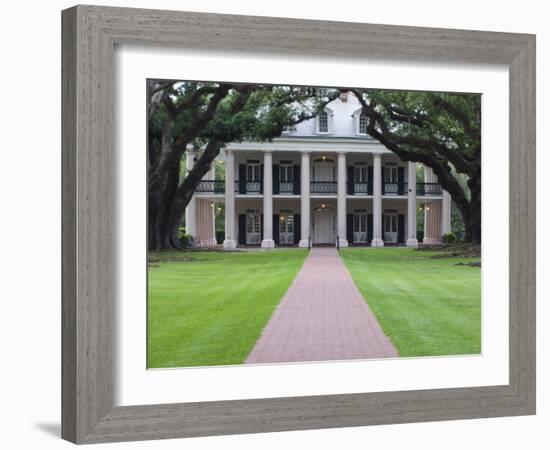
[
  {"xmin": 371, "ymin": 153, "xmax": 384, "ymax": 247},
  {"xmin": 298, "ymin": 151, "xmax": 311, "ymax": 248},
  {"xmin": 406, "ymin": 161, "xmax": 418, "ymax": 247},
  {"xmin": 423, "ymin": 202, "xmax": 432, "ymax": 244},
  {"xmin": 223, "ymin": 149, "xmax": 236, "ymax": 249},
  {"xmin": 211, "ymin": 202, "xmax": 217, "ymax": 245},
  {"xmin": 208, "ymin": 164, "xmax": 217, "ymax": 246},
  {"xmin": 337, "ymin": 152, "xmax": 349, "ymax": 247},
  {"xmin": 203, "ymin": 161, "xmax": 218, "ymax": 247},
  {"xmin": 424, "ymin": 165, "xmax": 436, "ymax": 183},
  {"xmin": 423, "ymin": 166, "xmax": 435, "ymax": 244},
  {"xmin": 206, "ymin": 164, "xmax": 215, "ymax": 180},
  {"xmin": 261, "ymin": 152, "xmax": 275, "ymax": 248},
  {"xmin": 441, "ymin": 190, "xmax": 452, "ymax": 236},
  {"xmin": 185, "ymin": 149, "xmax": 198, "ymax": 238}
]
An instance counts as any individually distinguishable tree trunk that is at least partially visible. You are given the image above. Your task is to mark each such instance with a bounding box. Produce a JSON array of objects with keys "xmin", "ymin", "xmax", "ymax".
[
  {"xmin": 148, "ymin": 160, "xmax": 181, "ymax": 250},
  {"xmin": 465, "ymin": 174, "xmax": 482, "ymax": 244},
  {"xmin": 452, "ymin": 173, "xmax": 480, "ymax": 244},
  {"xmin": 167, "ymin": 141, "xmax": 224, "ymax": 249}
]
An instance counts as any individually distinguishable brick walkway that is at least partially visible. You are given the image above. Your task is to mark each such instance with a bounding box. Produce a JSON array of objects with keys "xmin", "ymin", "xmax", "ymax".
[{"xmin": 245, "ymin": 247, "xmax": 398, "ymax": 364}]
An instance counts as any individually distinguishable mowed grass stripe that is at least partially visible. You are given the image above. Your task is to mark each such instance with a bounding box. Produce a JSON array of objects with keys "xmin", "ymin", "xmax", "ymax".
[
  {"xmin": 340, "ymin": 248, "xmax": 481, "ymax": 357},
  {"xmin": 147, "ymin": 250, "xmax": 308, "ymax": 368}
]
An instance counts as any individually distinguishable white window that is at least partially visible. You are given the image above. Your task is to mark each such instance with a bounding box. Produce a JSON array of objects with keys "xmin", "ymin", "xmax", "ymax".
[
  {"xmin": 358, "ymin": 113, "xmax": 368, "ymax": 134},
  {"xmin": 354, "ymin": 165, "xmax": 368, "ymax": 182},
  {"xmin": 384, "ymin": 166, "xmax": 398, "ymax": 183},
  {"xmin": 383, "ymin": 209, "xmax": 399, "ymax": 243},
  {"xmin": 318, "ymin": 111, "xmax": 329, "ymax": 133},
  {"xmin": 246, "ymin": 209, "xmax": 261, "ymax": 245},
  {"xmin": 246, "ymin": 214, "xmax": 261, "ymax": 233},
  {"xmin": 246, "ymin": 162, "xmax": 261, "ymax": 181},
  {"xmin": 280, "ymin": 163, "xmax": 293, "ymax": 182},
  {"xmin": 353, "ymin": 108, "xmax": 368, "ymax": 135},
  {"xmin": 384, "ymin": 214, "xmax": 398, "ymax": 233},
  {"xmin": 279, "ymin": 209, "xmax": 294, "ymax": 245}
]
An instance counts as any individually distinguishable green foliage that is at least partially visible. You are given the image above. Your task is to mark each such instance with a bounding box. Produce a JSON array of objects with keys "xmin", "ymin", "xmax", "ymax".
[
  {"xmin": 451, "ymin": 202, "xmax": 465, "ymax": 236},
  {"xmin": 177, "ymin": 226, "xmax": 193, "ymax": 244},
  {"xmin": 442, "ymin": 232, "xmax": 457, "ymax": 244},
  {"xmin": 365, "ymin": 90, "xmax": 481, "ymax": 162},
  {"xmin": 356, "ymin": 89, "xmax": 482, "ymax": 241},
  {"xmin": 214, "ymin": 201, "xmax": 225, "ymax": 232},
  {"xmin": 149, "ymin": 82, "xmax": 338, "ymax": 150}
]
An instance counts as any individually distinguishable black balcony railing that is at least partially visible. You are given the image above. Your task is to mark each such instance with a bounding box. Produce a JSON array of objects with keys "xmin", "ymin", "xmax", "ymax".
[
  {"xmin": 417, "ymin": 182, "xmax": 442, "ymax": 196},
  {"xmin": 383, "ymin": 182, "xmax": 407, "ymax": 195},
  {"xmin": 195, "ymin": 178, "xmax": 441, "ymax": 197},
  {"xmin": 235, "ymin": 180, "xmax": 261, "ymax": 194},
  {"xmin": 246, "ymin": 181, "xmax": 261, "ymax": 193},
  {"xmin": 310, "ymin": 181, "xmax": 337, "ymax": 194},
  {"xmin": 349, "ymin": 182, "xmax": 371, "ymax": 195},
  {"xmin": 279, "ymin": 181, "xmax": 295, "ymax": 194},
  {"xmin": 195, "ymin": 180, "xmax": 226, "ymax": 193}
]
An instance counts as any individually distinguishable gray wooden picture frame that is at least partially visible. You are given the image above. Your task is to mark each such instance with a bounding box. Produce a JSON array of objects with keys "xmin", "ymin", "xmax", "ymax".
[{"xmin": 61, "ymin": 5, "xmax": 536, "ymax": 444}]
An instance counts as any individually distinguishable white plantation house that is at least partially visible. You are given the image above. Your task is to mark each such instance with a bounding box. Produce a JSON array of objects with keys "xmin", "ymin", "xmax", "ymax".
[{"xmin": 185, "ymin": 92, "xmax": 452, "ymax": 249}]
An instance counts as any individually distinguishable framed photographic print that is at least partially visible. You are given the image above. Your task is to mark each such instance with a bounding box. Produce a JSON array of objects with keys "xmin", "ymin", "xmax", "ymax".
[{"xmin": 61, "ymin": 5, "xmax": 536, "ymax": 444}]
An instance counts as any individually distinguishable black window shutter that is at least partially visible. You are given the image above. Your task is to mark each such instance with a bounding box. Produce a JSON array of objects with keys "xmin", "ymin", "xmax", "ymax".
[
  {"xmin": 238, "ymin": 164, "xmax": 246, "ymax": 194},
  {"xmin": 346, "ymin": 214, "xmax": 354, "ymax": 244},
  {"xmin": 347, "ymin": 166, "xmax": 354, "ymax": 194},
  {"xmin": 238, "ymin": 214, "xmax": 246, "ymax": 245},
  {"xmin": 398, "ymin": 166, "xmax": 405, "ymax": 195},
  {"xmin": 398, "ymin": 214, "xmax": 405, "ymax": 243},
  {"xmin": 381, "ymin": 214, "xmax": 385, "ymax": 241},
  {"xmin": 367, "ymin": 214, "xmax": 373, "ymax": 243},
  {"xmin": 260, "ymin": 164, "xmax": 264, "ymax": 194},
  {"xmin": 272, "ymin": 214, "xmax": 280, "ymax": 245},
  {"xmin": 381, "ymin": 166, "xmax": 385, "ymax": 194},
  {"xmin": 273, "ymin": 164, "xmax": 280, "ymax": 194},
  {"xmin": 294, "ymin": 214, "xmax": 301, "ymax": 244},
  {"xmin": 293, "ymin": 165, "xmax": 301, "ymax": 194},
  {"xmin": 367, "ymin": 166, "xmax": 373, "ymax": 195}
]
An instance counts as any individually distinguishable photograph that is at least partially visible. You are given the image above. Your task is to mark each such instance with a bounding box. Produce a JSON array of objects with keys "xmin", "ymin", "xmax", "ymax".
[{"xmin": 147, "ymin": 80, "xmax": 482, "ymax": 369}]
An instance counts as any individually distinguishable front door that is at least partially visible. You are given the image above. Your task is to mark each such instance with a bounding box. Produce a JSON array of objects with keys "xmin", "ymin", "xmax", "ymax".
[
  {"xmin": 246, "ymin": 212, "xmax": 261, "ymax": 245},
  {"xmin": 383, "ymin": 213, "xmax": 398, "ymax": 243},
  {"xmin": 313, "ymin": 208, "xmax": 335, "ymax": 244},
  {"xmin": 353, "ymin": 213, "xmax": 367, "ymax": 243},
  {"xmin": 279, "ymin": 211, "xmax": 294, "ymax": 245}
]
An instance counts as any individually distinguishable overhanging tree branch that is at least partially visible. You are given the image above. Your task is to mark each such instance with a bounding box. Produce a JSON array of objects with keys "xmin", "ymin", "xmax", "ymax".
[{"xmin": 347, "ymin": 88, "xmax": 481, "ymax": 243}]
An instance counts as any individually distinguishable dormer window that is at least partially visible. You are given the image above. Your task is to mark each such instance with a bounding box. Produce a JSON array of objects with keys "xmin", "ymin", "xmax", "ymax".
[
  {"xmin": 353, "ymin": 108, "xmax": 368, "ymax": 135},
  {"xmin": 358, "ymin": 113, "xmax": 368, "ymax": 134},
  {"xmin": 318, "ymin": 111, "xmax": 329, "ymax": 133},
  {"xmin": 316, "ymin": 108, "xmax": 333, "ymax": 134}
]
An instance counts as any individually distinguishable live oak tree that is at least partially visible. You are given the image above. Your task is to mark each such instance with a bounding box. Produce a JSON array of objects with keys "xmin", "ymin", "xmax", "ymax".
[
  {"xmin": 349, "ymin": 89, "xmax": 481, "ymax": 243},
  {"xmin": 148, "ymin": 81, "xmax": 338, "ymax": 250}
]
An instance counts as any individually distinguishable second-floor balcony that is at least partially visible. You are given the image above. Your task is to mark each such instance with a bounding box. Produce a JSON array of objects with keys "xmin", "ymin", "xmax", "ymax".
[
  {"xmin": 416, "ymin": 182, "xmax": 442, "ymax": 196},
  {"xmin": 195, "ymin": 180, "xmax": 226, "ymax": 194},
  {"xmin": 383, "ymin": 182, "xmax": 407, "ymax": 195},
  {"xmin": 195, "ymin": 179, "xmax": 443, "ymax": 196},
  {"xmin": 310, "ymin": 181, "xmax": 337, "ymax": 194}
]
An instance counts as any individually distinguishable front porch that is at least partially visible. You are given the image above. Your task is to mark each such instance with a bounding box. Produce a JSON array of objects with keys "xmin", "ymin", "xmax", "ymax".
[
  {"xmin": 185, "ymin": 149, "xmax": 452, "ymax": 249},
  {"xmin": 187, "ymin": 196, "xmax": 449, "ymax": 249}
]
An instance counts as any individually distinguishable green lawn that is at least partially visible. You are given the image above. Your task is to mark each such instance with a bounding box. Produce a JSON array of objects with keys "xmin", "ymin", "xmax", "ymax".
[
  {"xmin": 147, "ymin": 249, "xmax": 308, "ymax": 368},
  {"xmin": 340, "ymin": 248, "xmax": 481, "ymax": 357}
]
